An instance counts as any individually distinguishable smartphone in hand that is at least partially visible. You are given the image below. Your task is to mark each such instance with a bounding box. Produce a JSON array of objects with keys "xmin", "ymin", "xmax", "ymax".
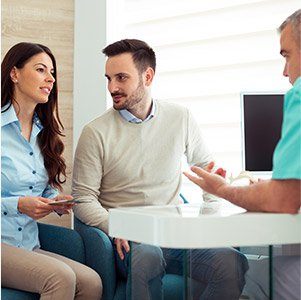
[{"xmin": 48, "ymin": 199, "xmax": 91, "ymax": 206}]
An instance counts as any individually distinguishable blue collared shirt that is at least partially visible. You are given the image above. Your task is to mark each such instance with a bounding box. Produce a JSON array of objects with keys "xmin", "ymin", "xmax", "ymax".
[
  {"xmin": 119, "ymin": 100, "xmax": 156, "ymax": 123},
  {"xmin": 1, "ymin": 104, "xmax": 58, "ymax": 250}
]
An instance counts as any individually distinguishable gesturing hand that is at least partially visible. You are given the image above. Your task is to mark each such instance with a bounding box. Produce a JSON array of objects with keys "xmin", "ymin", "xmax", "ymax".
[
  {"xmin": 204, "ymin": 161, "xmax": 227, "ymax": 178},
  {"xmin": 114, "ymin": 238, "xmax": 130, "ymax": 260},
  {"xmin": 18, "ymin": 196, "xmax": 54, "ymax": 219},
  {"xmin": 184, "ymin": 165, "xmax": 228, "ymax": 198}
]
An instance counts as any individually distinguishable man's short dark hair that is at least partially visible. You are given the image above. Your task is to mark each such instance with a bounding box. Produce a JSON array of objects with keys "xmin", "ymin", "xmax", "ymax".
[{"xmin": 102, "ymin": 39, "xmax": 156, "ymax": 74}]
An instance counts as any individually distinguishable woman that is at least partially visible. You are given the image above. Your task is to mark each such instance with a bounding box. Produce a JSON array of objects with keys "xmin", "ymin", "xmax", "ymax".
[{"xmin": 1, "ymin": 42, "xmax": 102, "ymax": 299}]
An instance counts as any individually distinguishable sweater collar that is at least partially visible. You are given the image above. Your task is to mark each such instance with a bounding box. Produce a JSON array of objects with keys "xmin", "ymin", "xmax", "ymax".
[{"xmin": 119, "ymin": 100, "xmax": 156, "ymax": 123}]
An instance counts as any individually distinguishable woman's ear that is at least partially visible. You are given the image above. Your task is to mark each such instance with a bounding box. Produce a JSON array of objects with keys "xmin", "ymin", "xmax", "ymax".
[
  {"xmin": 144, "ymin": 67, "xmax": 155, "ymax": 87},
  {"xmin": 10, "ymin": 67, "xmax": 19, "ymax": 83}
]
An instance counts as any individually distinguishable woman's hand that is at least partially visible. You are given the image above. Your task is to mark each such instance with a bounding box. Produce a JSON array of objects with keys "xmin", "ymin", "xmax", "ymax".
[
  {"xmin": 50, "ymin": 194, "xmax": 75, "ymax": 215},
  {"xmin": 17, "ymin": 194, "xmax": 74, "ymax": 219},
  {"xmin": 18, "ymin": 196, "xmax": 54, "ymax": 219}
]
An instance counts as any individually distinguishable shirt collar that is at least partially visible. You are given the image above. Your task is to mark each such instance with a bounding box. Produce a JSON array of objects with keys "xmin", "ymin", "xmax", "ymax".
[
  {"xmin": 33, "ymin": 112, "xmax": 43, "ymax": 130},
  {"xmin": 293, "ymin": 76, "xmax": 301, "ymax": 88},
  {"xmin": 1, "ymin": 102, "xmax": 43, "ymax": 131},
  {"xmin": 1, "ymin": 103, "xmax": 18, "ymax": 127},
  {"xmin": 119, "ymin": 100, "xmax": 156, "ymax": 123}
]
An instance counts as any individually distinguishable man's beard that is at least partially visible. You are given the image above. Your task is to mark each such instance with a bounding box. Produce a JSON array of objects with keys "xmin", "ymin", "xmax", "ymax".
[{"xmin": 112, "ymin": 80, "xmax": 146, "ymax": 111}]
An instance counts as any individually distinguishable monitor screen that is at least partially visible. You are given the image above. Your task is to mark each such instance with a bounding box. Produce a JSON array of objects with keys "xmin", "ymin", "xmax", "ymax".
[{"xmin": 241, "ymin": 93, "xmax": 284, "ymax": 173}]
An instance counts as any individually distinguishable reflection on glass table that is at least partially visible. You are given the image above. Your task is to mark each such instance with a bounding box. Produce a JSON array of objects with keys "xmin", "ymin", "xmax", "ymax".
[{"xmin": 175, "ymin": 201, "xmax": 246, "ymax": 217}]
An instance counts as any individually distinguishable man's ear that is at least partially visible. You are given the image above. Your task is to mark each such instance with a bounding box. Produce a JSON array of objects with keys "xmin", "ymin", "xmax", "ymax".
[
  {"xmin": 144, "ymin": 67, "xmax": 155, "ymax": 87},
  {"xmin": 10, "ymin": 66, "xmax": 19, "ymax": 83}
]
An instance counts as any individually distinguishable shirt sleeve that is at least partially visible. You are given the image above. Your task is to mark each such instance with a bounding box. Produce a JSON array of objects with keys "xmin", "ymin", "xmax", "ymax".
[
  {"xmin": 184, "ymin": 109, "xmax": 220, "ymax": 202},
  {"xmin": 272, "ymin": 84, "xmax": 301, "ymax": 179},
  {"xmin": 185, "ymin": 109, "xmax": 213, "ymax": 167},
  {"xmin": 1, "ymin": 196, "xmax": 20, "ymax": 216},
  {"xmin": 72, "ymin": 125, "xmax": 110, "ymax": 234}
]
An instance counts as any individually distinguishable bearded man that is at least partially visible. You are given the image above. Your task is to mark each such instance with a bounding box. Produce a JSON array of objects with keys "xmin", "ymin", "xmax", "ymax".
[{"xmin": 72, "ymin": 39, "xmax": 248, "ymax": 300}]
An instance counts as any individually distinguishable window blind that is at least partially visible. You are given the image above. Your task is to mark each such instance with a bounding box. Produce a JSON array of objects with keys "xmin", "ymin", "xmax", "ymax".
[{"xmin": 106, "ymin": 0, "xmax": 300, "ymax": 201}]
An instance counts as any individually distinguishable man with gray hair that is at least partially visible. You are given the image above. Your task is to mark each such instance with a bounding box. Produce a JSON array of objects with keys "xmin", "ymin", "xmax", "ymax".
[{"xmin": 185, "ymin": 9, "xmax": 301, "ymax": 299}]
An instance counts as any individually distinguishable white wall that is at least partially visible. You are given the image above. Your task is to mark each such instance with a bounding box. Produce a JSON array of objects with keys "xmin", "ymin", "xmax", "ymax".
[
  {"xmin": 73, "ymin": 0, "xmax": 107, "ymax": 150},
  {"xmin": 107, "ymin": 0, "xmax": 300, "ymax": 201}
]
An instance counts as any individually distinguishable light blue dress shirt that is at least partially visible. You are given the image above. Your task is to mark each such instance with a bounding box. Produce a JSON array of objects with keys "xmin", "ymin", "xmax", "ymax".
[
  {"xmin": 272, "ymin": 76, "xmax": 301, "ymax": 179},
  {"xmin": 1, "ymin": 104, "xmax": 58, "ymax": 250},
  {"xmin": 119, "ymin": 100, "xmax": 156, "ymax": 123}
]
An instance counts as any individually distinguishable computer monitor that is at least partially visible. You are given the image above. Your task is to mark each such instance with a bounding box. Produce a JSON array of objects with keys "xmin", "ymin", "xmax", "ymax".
[{"xmin": 241, "ymin": 93, "xmax": 284, "ymax": 175}]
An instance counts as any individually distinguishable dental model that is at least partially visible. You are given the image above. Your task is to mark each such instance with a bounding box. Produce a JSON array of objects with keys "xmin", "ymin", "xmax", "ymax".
[{"xmin": 228, "ymin": 171, "xmax": 258, "ymax": 184}]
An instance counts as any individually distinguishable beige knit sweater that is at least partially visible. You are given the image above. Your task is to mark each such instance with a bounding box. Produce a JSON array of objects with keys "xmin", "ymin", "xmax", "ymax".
[{"xmin": 72, "ymin": 101, "xmax": 212, "ymax": 233}]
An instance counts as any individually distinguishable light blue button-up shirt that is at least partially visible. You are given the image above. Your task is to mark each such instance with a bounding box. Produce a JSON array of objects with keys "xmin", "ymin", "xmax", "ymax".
[
  {"xmin": 119, "ymin": 100, "xmax": 156, "ymax": 123},
  {"xmin": 1, "ymin": 103, "xmax": 58, "ymax": 250}
]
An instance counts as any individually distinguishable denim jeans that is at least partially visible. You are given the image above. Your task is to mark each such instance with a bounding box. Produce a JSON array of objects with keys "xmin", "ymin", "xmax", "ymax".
[{"xmin": 113, "ymin": 242, "xmax": 249, "ymax": 300}]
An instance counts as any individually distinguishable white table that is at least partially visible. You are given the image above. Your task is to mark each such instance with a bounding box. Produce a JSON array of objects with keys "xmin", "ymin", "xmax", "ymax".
[
  {"xmin": 109, "ymin": 200, "xmax": 301, "ymax": 300},
  {"xmin": 109, "ymin": 200, "xmax": 301, "ymax": 249}
]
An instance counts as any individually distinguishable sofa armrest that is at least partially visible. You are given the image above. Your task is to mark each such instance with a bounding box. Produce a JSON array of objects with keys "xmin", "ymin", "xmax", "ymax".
[
  {"xmin": 38, "ymin": 222, "xmax": 85, "ymax": 264},
  {"xmin": 74, "ymin": 218, "xmax": 116, "ymax": 300}
]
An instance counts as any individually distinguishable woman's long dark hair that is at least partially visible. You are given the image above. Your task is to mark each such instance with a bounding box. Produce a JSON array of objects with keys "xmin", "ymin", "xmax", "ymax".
[{"xmin": 1, "ymin": 42, "xmax": 66, "ymax": 190}]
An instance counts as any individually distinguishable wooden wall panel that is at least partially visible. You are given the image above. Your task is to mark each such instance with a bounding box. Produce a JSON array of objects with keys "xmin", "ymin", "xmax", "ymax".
[{"xmin": 1, "ymin": 0, "xmax": 74, "ymax": 228}]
